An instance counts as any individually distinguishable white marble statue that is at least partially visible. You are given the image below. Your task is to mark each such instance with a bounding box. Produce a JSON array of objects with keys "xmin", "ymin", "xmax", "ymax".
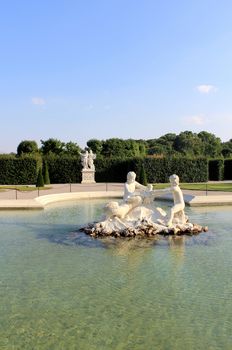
[
  {"xmin": 84, "ymin": 172, "xmax": 206, "ymax": 237},
  {"xmin": 104, "ymin": 172, "xmax": 186, "ymax": 228},
  {"xmin": 103, "ymin": 171, "xmax": 162, "ymax": 224},
  {"xmin": 80, "ymin": 149, "xmax": 96, "ymax": 170},
  {"xmin": 88, "ymin": 149, "xmax": 96, "ymax": 170},
  {"xmin": 152, "ymin": 174, "xmax": 186, "ymax": 226},
  {"xmin": 80, "ymin": 150, "xmax": 89, "ymax": 169},
  {"xmin": 123, "ymin": 171, "xmax": 152, "ymax": 203},
  {"xmin": 105, "ymin": 196, "xmax": 142, "ymax": 220}
]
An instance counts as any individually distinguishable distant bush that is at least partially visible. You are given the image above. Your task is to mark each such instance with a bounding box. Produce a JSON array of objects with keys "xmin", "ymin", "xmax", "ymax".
[{"xmin": 208, "ymin": 159, "xmax": 224, "ymax": 181}]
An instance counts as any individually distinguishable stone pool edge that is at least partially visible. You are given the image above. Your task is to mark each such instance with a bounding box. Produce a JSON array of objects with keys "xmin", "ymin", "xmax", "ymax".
[{"xmin": 0, "ymin": 191, "xmax": 232, "ymax": 210}]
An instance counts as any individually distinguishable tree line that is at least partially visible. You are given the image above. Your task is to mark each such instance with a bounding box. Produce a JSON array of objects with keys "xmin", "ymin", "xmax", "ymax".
[{"xmin": 10, "ymin": 131, "xmax": 232, "ymax": 159}]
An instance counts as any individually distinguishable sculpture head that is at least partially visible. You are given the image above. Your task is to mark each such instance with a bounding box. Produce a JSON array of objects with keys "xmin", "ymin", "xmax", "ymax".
[
  {"xmin": 104, "ymin": 201, "xmax": 120, "ymax": 218},
  {"xmin": 169, "ymin": 174, "xmax": 179, "ymax": 186},
  {"xmin": 127, "ymin": 171, "xmax": 136, "ymax": 183}
]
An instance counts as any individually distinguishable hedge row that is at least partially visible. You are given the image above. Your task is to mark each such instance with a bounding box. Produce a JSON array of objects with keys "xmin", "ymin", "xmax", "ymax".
[
  {"xmin": 1, "ymin": 155, "xmax": 231, "ymax": 185},
  {"xmin": 208, "ymin": 159, "xmax": 232, "ymax": 181},
  {"xmin": 95, "ymin": 157, "xmax": 208, "ymax": 183},
  {"xmin": 208, "ymin": 159, "xmax": 224, "ymax": 181},
  {"xmin": 0, "ymin": 156, "xmax": 39, "ymax": 184},
  {"xmin": 45, "ymin": 155, "xmax": 82, "ymax": 183},
  {"xmin": 144, "ymin": 157, "xmax": 208, "ymax": 183}
]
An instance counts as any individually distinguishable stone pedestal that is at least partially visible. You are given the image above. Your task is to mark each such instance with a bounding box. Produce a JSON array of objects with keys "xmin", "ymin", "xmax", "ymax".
[{"xmin": 81, "ymin": 169, "xmax": 96, "ymax": 184}]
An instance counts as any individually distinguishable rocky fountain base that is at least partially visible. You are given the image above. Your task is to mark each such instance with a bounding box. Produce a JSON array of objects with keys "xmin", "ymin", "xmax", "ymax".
[
  {"xmin": 81, "ymin": 205, "xmax": 208, "ymax": 239},
  {"xmin": 81, "ymin": 173, "xmax": 209, "ymax": 240}
]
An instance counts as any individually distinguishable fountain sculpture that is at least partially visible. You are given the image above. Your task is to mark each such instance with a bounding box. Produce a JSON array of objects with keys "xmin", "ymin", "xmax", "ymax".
[{"xmin": 82, "ymin": 172, "xmax": 208, "ymax": 238}]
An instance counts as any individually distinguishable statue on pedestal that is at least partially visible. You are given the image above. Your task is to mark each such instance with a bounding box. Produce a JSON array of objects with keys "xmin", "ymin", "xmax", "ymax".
[{"xmin": 80, "ymin": 149, "xmax": 96, "ymax": 183}]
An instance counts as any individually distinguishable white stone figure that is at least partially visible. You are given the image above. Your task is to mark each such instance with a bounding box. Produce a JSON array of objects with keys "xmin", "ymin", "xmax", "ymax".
[
  {"xmin": 83, "ymin": 172, "xmax": 206, "ymax": 237},
  {"xmin": 123, "ymin": 171, "xmax": 152, "ymax": 204},
  {"xmin": 152, "ymin": 174, "xmax": 186, "ymax": 226},
  {"xmin": 104, "ymin": 196, "xmax": 142, "ymax": 220},
  {"xmin": 88, "ymin": 149, "xmax": 96, "ymax": 170},
  {"xmin": 80, "ymin": 150, "xmax": 89, "ymax": 169},
  {"xmin": 103, "ymin": 172, "xmax": 151, "ymax": 221}
]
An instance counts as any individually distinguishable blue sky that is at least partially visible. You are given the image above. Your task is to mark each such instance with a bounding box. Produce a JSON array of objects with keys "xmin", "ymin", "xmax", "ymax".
[{"xmin": 1, "ymin": 0, "xmax": 232, "ymax": 152}]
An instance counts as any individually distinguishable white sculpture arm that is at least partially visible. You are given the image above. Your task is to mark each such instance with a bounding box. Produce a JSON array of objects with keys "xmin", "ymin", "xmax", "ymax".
[{"xmin": 151, "ymin": 187, "xmax": 172, "ymax": 197}]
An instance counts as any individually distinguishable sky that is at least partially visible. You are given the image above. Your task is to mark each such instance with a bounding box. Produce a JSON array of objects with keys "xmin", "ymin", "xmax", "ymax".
[{"xmin": 0, "ymin": 0, "xmax": 232, "ymax": 153}]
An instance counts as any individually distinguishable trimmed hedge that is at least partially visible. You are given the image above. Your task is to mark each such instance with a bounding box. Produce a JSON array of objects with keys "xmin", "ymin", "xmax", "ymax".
[
  {"xmin": 45, "ymin": 155, "xmax": 82, "ymax": 183},
  {"xmin": 144, "ymin": 157, "xmax": 208, "ymax": 183},
  {"xmin": 224, "ymin": 159, "xmax": 232, "ymax": 180},
  {"xmin": 95, "ymin": 157, "xmax": 143, "ymax": 182},
  {"xmin": 208, "ymin": 159, "xmax": 224, "ymax": 181},
  {"xmin": 0, "ymin": 155, "xmax": 209, "ymax": 185},
  {"xmin": 0, "ymin": 156, "xmax": 39, "ymax": 184},
  {"xmin": 43, "ymin": 160, "xmax": 50, "ymax": 184},
  {"xmin": 36, "ymin": 168, "xmax": 44, "ymax": 187},
  {"xmin": 95, "ymin": 157, "xmax": 208, "ymax": 183}
]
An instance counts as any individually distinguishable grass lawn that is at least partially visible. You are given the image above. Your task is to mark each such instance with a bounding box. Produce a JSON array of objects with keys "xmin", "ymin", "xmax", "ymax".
[
  {"xmin": 0, "ymin": 185, "xmax": 52, "ymax": 192},
  {"xmin": 153, "ymin": 182, "xmax": 232, "ymax": 192}
]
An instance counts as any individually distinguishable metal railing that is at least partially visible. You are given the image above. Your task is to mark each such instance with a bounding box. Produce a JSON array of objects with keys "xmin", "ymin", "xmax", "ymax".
[{"xmin": 0, "ymin": 183, "xmax": 124, "ymax": 200}]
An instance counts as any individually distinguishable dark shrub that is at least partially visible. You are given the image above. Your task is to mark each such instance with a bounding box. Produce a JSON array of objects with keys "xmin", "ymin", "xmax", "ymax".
[
  {"xmin": 208, "ymin": 159, "xmax": 224, "ymax": 181},
  {"xmin": 224, "ymin": 159, "xmax": 232, "ymax": 180}
]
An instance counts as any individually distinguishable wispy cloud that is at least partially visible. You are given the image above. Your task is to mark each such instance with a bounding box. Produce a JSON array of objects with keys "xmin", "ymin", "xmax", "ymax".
[
  {"xmin": 184, "ymin": 114, "xmax": 207, "ymax": 125},
  {"xmin": 31, "ymin": 97, "xmax": 46, "ymax": 105},
  {"xmin": 196, "ymin": 85, "xmax": 217, "ymax": 94}
]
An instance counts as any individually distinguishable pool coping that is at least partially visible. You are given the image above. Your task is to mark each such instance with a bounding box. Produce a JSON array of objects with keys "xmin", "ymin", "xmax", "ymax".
[{"xmin": 0, "ymin": 190, "xmax": 232, "ymax": 209}]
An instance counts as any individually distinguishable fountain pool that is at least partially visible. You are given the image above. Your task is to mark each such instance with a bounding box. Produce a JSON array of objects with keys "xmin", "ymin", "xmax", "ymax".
[{"xmin": 0, "ymin": 199, "xmax": 232, "ymax": 349}]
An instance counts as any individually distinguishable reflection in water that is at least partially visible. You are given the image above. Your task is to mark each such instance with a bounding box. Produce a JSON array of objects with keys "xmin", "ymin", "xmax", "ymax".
[{"xmin": 168, "ymin": 236, "xmax": 186, "ymax": 265}]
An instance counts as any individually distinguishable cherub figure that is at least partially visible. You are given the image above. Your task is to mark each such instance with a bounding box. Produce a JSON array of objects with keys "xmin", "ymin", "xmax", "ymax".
[
  {"xmin": 152, "ymin": 174, "xmax": 186, "ymax": 227},
  {"xmin": 123, "ymin": 171, "xmax": 152, "ymax": 205}
]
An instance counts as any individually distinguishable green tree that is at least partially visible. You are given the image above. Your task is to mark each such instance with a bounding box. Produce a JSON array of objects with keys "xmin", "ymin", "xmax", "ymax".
[
  {"xmin": 63, "ymin": 141, "xmax": 81, "ymax": 156},
  {"xmin": 17, "ymin": 140, "xmax": 38, "ymax": 156},
  {"xmin": 43, "ymin": 161, "xmax": 50, "ymax": 184},
  {"xmin": 136, "ymin": 140, "xmax": 147, "ymax": 157},
  {"xmin": 198, "ymin": 131, "xmax": 222, "ymax": 157},
  {"xmin": 87, "ymin": 139, "xmax": 103, "ymax": 155},
  {"xmin": 124, "ymin": 139, "xmax": 141, "ymax": 157},
  {"xmin": 40, "ymin": 138, "xmax": 65, "ymax": 155},
  {"xmin": 36, "ymin": 168, "xmax": 44, "ymax": 187},
  {"xmin": 173, "ymin": 131, "xmax": 203, "ymax": 156},
  {"xmin": 101, "ymin": 138, "xmax": 143, "ymax": 158},
  {"xmin": 139, "ymin": 163, "xmax": 147, "ymax": 185},
  {"xmin": 221, "ymin": 140, "xmax": 232, "ymax": 158},
  {"xmin": 147, "ymin": 134, "xmax": 177, "ymax": 156},
  {"xmin": 101, "ymin": 138, "xmax": 125, "ymax": 157}
]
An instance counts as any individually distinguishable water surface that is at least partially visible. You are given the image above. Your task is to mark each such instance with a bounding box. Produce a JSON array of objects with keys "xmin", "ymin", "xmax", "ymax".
[{"xmin": 0, "ymin": 199, "xmax": 232, "ymax": 349}]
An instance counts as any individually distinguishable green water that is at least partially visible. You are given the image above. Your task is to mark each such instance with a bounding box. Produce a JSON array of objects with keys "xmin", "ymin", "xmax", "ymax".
[{"xmin": 0, "ymin": 199, "xmax": 232, "ymax": 350}]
